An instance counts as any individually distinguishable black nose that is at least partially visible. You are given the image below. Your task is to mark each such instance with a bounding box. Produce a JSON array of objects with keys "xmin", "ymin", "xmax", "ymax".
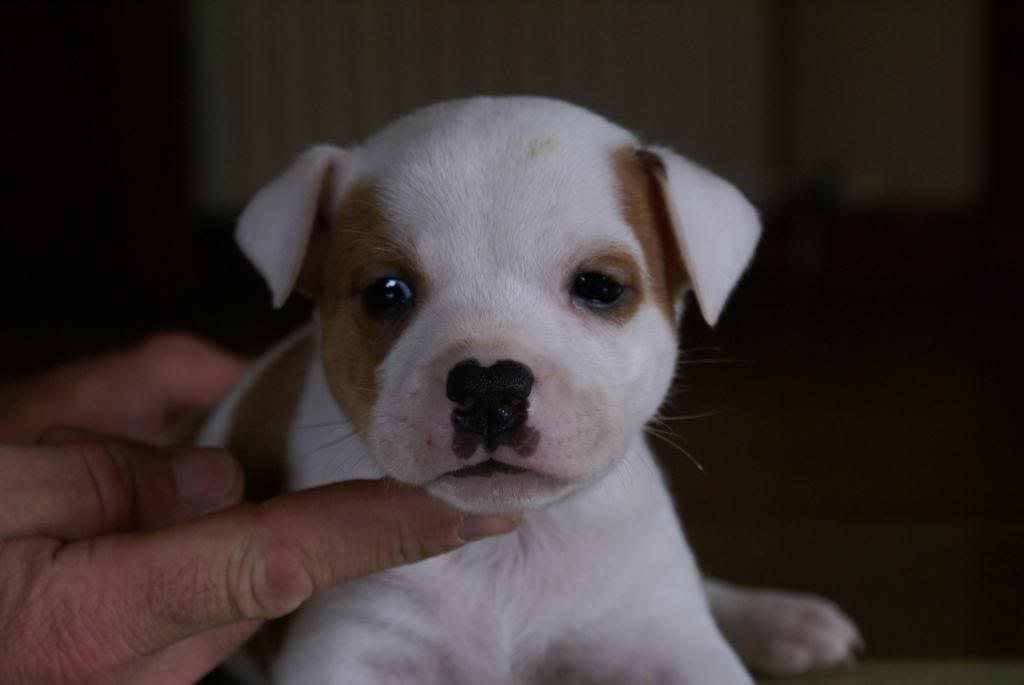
[{"xmin": 446, "ymin": 359, "xmax": 534, "ymax": 443}]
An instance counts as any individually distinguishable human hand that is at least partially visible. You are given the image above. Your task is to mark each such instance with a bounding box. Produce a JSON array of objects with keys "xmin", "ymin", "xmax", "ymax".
[
  {"xmin": 0, "ymin": 333, "xmax": 248, "ymax": 445},
  {"xmin": 0, "ymin": 431, "xmax": 520, "ymax": 685}
]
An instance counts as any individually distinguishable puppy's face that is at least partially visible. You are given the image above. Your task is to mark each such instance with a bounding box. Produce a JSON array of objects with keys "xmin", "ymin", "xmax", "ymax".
[
  {"xmin": 238, "ymin": 98, "xmax": 760, "ymax": 513},
  {"xmin": 319, "ymin": 141, "xmax": 682, "ymax": 512}
]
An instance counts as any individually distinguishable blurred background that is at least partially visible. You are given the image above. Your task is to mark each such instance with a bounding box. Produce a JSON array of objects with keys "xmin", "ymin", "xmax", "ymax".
[{"xmin": 1, "ymin": 0, "xmax": 1021, "ymax": 661}]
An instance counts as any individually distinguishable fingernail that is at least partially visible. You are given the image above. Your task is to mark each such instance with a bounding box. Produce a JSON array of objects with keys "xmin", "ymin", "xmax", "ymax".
[
  {"xmin": 456, "ymin": 512, "xmax": 523, "ymax": 542},
  {"xmin": 172, "ymin": 449, "xmax": 240, "ymax": 509}
]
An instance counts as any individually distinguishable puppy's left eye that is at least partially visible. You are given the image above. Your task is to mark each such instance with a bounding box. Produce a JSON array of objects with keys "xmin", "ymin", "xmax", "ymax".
[
  {"xmin": 572, "ymin": 272, "xmax": 625, "ymax": 308},
  {"xmin": 362, "ymin": 277, "xmax": 415, "ymax": 317}
]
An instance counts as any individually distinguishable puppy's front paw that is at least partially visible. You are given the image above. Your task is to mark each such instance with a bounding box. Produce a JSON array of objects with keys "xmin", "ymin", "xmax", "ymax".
[{"xmin": 711, "ymin": 584, "xmax": 863, "ymax": 676}]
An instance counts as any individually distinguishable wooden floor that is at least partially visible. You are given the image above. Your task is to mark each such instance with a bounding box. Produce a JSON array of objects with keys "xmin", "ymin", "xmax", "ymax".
[{"xmin": 756, "ymin": 660, "xmax": 1024, "ymax": 684}]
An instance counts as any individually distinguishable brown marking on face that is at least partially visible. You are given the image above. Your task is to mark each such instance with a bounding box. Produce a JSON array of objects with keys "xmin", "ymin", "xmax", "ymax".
[
  {"xmin": 225, "ymin": 328, "xmax": 313, "ymax": 502},
  {"xmin": 449, "ymin": 423, "xmax": 541, "ymax": 461},
  {"xmin": 452, "ymin": 432, "xmax": 479, "ymax": 460},
  {"xmin": 524, "ymin": 136, "xmax": 559, "ymax": 160},
  {"xmin": 318, "ymin": 183, "xmax": 423, "ymax": 434},
  {"xmin": 611, "ymin": 146, "xmax": 689, "ymax": 324},
  {"xmin": 511, "ymin": 425, "xmax": 540, "ymax": 457}
]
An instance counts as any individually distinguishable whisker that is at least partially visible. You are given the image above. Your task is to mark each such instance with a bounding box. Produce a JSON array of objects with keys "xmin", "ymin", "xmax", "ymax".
[
  {"xmin": 644, "ymin": 426, "xmax": 705, "ymax": 474},
  {"xmin": 295, "ymin": 429, "xmax": 360, "ymax": 461},
  {"xmin": 289, "ymin": 419, "xmax": 350, "ymax": 432},
  {"xmin": 675, "ymin": 358, "xmax": 752, "ymax": 366},
  {"xmin": 655, "ymin": 409, "xmax": 733, "ymax": 422},
  {"xmin": 678, "ymin": 346, "xmax": 723, "ymax": 355}
]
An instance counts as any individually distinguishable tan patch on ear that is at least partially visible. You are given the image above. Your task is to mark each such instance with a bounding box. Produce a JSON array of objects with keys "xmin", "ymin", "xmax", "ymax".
[
  {"xmin": 225, "ymin": 328, "xmax": 313, "ymax": 501},
  {"xmin": 318, "ymin": 183, "xmax": 422, "ymax": 434},
  {"xmin": 612, "ymin": 147, "xmax": 689, "ymax": 323}
]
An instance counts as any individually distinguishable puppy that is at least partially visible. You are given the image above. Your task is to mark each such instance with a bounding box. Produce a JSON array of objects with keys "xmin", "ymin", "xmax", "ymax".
[{"xmin": 201, "ymin": 97, "xmax": 860, "ymax": 684}]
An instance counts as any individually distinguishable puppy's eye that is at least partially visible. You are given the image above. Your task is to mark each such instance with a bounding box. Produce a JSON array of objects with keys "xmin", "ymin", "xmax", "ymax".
[
  {"xmin": 362, "ymin": 277, "xmax": 415, "ymax": 316},
  {"xmin": 572, "ymin": 272, "xmax": 625, "ymax": 308}
]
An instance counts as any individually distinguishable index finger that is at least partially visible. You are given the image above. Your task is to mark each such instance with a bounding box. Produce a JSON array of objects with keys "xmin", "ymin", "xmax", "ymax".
[
  {"xmin": 37, "ymin": 480, "xmax": 520, "ymax": 665},
  {"xmin": 0, "ymin": 437, "xmax": 241, "ymax": 540}
]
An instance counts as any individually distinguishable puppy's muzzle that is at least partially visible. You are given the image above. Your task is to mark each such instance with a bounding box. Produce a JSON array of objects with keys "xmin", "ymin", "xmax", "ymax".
[{"xmin": 446, "ymin": 359, "xmax": 534, "ymax": 452}]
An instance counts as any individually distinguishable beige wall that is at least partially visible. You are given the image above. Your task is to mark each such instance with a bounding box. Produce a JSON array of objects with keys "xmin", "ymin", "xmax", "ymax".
[{"xmin": 188, "ymin": 0, "xmax": 986, "ymax": 214}]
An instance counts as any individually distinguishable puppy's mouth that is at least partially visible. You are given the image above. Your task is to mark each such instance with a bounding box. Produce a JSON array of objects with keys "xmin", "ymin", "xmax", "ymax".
[{"xmin": 445, "ymin": 459, "xmax": 529, "ymax": 478}]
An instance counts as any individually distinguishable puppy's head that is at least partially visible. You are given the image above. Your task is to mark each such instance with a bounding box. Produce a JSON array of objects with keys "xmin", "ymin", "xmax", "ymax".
[{"xmin": 237, "ymin": 97, "xmax": 759, "ymax": 512}]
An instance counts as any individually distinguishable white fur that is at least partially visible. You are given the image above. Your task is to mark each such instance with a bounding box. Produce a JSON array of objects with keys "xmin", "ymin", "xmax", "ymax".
[
  {"xmin": 237, "ymin": 146, "xmax": 347, "ymax": 307},
  {"xmin": 645, "ymin": 147, "xmax": 761, "ymax": 327},
  {"xmin": 206, "ymin": 97, "xmax": 859, "ymax": 683}
]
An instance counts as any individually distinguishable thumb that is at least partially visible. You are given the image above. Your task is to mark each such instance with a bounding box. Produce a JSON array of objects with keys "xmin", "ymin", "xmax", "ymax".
[{"xmin": 40, "ymin": 480, "xmax": 520, "ymax": 672}]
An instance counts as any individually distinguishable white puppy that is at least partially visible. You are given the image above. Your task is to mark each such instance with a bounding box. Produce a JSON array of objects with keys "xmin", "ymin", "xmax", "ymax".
[{"xmin": 201, "ymin": 97, "xmax": 860, "ymax": 684}]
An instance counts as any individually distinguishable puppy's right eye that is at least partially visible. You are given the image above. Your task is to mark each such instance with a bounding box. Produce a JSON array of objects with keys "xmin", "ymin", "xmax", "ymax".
[{"xmin": 362, "ymin": 277, "xmax": 415, "ymax": 317}]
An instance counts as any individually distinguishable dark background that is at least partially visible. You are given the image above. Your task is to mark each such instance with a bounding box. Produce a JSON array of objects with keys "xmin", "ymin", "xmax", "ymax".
[{"xmin": 1, "ymin": 0, "xmax": 1021, "ymax": 659}]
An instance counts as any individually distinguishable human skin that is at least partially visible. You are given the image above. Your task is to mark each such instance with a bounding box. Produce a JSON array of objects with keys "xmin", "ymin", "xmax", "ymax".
[
  {"xmin": 0, "ymin": 333, "xmax": 249, "ymax": 445},
  {"xmin": 0, "ymin": 334, "xmax": 519, "ymax": 685}
]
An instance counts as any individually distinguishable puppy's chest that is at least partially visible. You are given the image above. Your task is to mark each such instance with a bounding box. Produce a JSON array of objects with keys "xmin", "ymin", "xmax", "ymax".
[
  {"xmin": 295, "ymin": 525, "xmax": 626, "ymax": 679},
  {"xmin": 415, "ymin": 528, "xmax": 613, "ymax": 627}
]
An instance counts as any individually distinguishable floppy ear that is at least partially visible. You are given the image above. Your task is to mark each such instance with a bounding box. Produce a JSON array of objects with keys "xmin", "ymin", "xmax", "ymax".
[
  {"xmin": 236, "ymin": 145, "xmax": 347, "ymax": 307},
  {"xmin": 643, "ymin": 147, "xmax": 761, "ymax": 327}
]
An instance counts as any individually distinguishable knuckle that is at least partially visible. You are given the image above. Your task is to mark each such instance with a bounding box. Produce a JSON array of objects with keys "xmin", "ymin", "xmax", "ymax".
[
  {"xmin": 228, "ymin": 506, "xmax": 316, "ymax": 620},
  {"xmin": 140, "ymin": 332, "xmax": 211, "ymax": 375},
  {"xmin": 67, "ymin": 441, "xmax": 140, "ymax": 534},
  {"xmin": 138, "ymin": 331, "xmax": 198, "ymax": 361}
]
